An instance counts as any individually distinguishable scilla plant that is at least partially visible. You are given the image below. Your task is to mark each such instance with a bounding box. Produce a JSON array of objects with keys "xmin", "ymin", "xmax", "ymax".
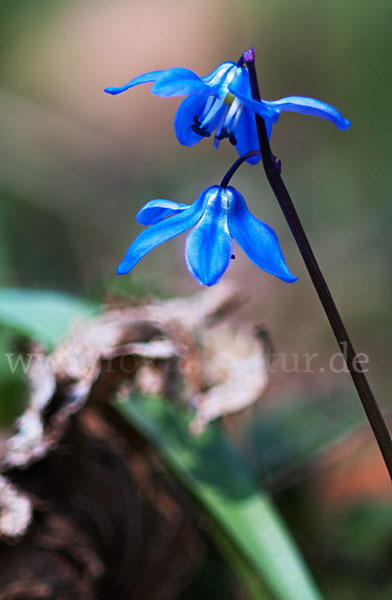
[{"xmin": 105, "ymin": 47, "xmax": 392, "ymax": 480}]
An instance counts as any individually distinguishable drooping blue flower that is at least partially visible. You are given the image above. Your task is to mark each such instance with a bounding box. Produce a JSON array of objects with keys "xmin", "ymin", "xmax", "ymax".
[
  {"xmin": 105, "ymin": 61, "xmax": 350, "ymax": 164},
  {"xmin": 117, "ymin": 186, "xmax": 297, "ymax": 286}
]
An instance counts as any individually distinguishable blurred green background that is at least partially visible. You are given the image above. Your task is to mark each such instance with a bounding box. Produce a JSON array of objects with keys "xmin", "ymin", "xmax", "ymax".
[{"xmin": 0, "ymin": 1, "xmax": 391, "ymax": 598}]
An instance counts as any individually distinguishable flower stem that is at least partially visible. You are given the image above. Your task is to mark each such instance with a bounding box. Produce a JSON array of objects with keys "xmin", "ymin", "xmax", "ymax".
[
  {"xmin": 220, "ymin": 151, "xmax": 261, "ymax": 187},
  {"xmin": 244, "ymin": 48, "xmax": 392, "ymax": 481}
]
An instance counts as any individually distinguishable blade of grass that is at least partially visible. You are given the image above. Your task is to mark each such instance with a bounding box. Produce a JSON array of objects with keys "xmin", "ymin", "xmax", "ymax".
[
  {"xmin": 114, "ymin": 395, "xmax": 323, "ymax": 600},
  {"xmin": 209, "ymin": 522, "xmax": 272, "ymax": 600}
]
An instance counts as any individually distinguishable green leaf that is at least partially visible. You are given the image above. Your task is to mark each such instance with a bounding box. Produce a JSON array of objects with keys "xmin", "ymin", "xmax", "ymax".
[
  {"xmin": 209, "ymin": 523, "xmax": 272, "ymax": 599},
  {"xmin": 0, "ymin": 288, "xmax": 98, "ymax": 349},
  {"xmin": 114, "ymin": 396, "xmax": 323, "ymax": 600}
]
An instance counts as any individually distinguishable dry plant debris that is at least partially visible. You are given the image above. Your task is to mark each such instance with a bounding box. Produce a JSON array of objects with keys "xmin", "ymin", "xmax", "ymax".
[{"xmin": 0, "ymin": 282, "xmax": 269, "ymax": 598}]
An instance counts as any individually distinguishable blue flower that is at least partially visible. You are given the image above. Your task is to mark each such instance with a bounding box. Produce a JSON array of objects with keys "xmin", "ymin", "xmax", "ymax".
[
  {"xmin": 117, "ymin": 186, "xmax": 297, "ymax": 286},
  {"xmin": 105, "ymin": 61, "xmax": 350, "ymax": 164}
]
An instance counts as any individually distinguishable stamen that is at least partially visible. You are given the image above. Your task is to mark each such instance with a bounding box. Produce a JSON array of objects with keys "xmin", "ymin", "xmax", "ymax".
[
  {"xmin": 231, "ymin": 104, "xmax": 244, "ymax": 131},
  {"xmin": 200, "ymin": 96, "xmax": 215, "ymax": 120},
  {"xmin": 213, "ymin": 105, "xmax": 230, "ymax": 148},
  {"xmin": 224, "ymin": 97, "xmax": 241, "ymax": 129},
  {"xmin": 222, "ymin": 98, "xmax": 241, "ymax": 146},
  {"xmin": 190, "ymin": 123, "xmax": 211, "ymax": 137},
  {"xmin": 200, "ymin": 97, "xmax": 225, "ymax": 128},
  {"xmin": 215, "ymin": 127, "xmax": 229, "ymax": 141}
]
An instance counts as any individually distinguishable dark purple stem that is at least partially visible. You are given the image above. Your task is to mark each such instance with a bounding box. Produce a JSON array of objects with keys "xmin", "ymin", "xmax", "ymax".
[
  {"xmin": 243, "ymin": 49, "xmax": 392, "ymax": 480},
  {"xmin": 220, "ymin": 150, "xmax": 261, "ymax": 187}
]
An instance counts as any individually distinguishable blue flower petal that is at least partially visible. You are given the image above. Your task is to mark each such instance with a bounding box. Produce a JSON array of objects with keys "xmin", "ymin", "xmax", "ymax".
[
  {"xmin": 104, "ymin": 71, "xmax": 163, "ymax": 95},
  {"xmin": 136, "ymin": 199, "xmax": 190, "ymax": 225},
  {"xmin": 263, "ymin": 96, "xmax": 350, "ymax": 130},
  {"xmin": 228, "ymin": 75, "xmax": 277, "ymax": 120},
  {"xmin": 226, "ymin": 187, "xmax": 297, "ymax": 283},
  {"xmin": 185, "ymin": 187, "xmax": 232, "ymax": 286},
  {"xmin": 174, "ymin": 95, "xmax": 226, "ymax": 146},
  {"xmin": 152, "ymin": 68, "xmax": 213, "ymax": 97},
  {"xmin": 234, "ymin": 106, "xmax": 261, "ymax": 164},
  {"xmin": 227, "ymin": 66, "xmax": 251, "ymax": 97},
  {"xmin": 117, "ymin": 188, "xmax": 211, "ymax": 275},
  {"xmin": 174, "ymin": 95, "xmax": 212, "ymax": 146},
  {"xmin": 201, "ymin": 62, "xmax": 236, "ymax": 91}
]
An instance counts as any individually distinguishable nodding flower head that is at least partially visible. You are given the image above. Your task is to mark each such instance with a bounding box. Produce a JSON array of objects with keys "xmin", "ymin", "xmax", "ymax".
[
  {"xmin": 105, "ymin": 61, "xmax": 350, "ymax": 164},
  {"xmin": 117, "ymin": 185, "xmax": 297, "ymax": 287}
]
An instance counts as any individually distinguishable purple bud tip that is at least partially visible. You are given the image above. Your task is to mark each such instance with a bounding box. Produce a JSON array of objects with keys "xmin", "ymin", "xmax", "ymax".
[{"xmin": 243, "ymin": 47, "xmax": 255, "ymax": 63}]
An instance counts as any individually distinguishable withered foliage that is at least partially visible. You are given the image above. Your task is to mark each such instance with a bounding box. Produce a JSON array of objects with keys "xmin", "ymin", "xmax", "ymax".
[{"xmin": 0, "ymin": 283, "xmax": 268, "ymax": 599}]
